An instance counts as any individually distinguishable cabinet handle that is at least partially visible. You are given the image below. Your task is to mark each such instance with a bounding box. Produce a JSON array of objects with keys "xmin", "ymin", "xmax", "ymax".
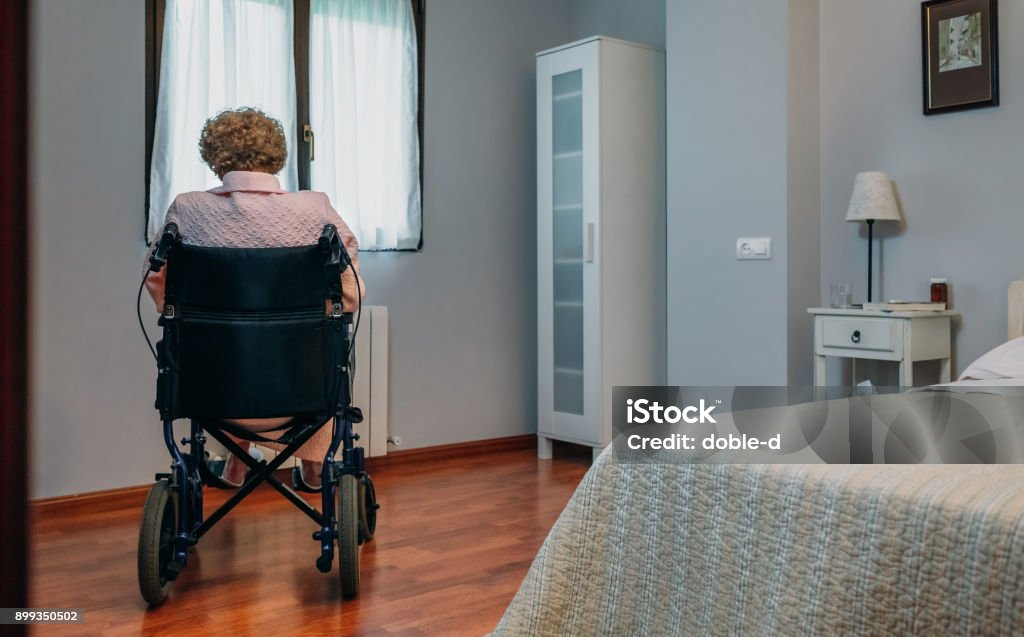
[
  {"xmin": 851, "ymin": 330, "xmax": 861, "ymax": 344},
  {"xmin": 585, "ymin": 222, "xmax": 594, "ymax": 263}
]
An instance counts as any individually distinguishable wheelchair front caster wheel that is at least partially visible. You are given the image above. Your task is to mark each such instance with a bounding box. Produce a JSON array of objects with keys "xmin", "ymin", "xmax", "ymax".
[
  {"xmin": 138, "ymin": 480, "xmax": 177, "ymax": 606},
  {"xmin": 338, "ymin": 473, "xmax": 360, "ymax": 598}
]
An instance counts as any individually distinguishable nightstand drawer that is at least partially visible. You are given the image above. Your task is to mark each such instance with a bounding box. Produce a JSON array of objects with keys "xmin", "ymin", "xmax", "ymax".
[{"xmin": 821, "ymin": 317, "xmax": 894, "ymax": 352}]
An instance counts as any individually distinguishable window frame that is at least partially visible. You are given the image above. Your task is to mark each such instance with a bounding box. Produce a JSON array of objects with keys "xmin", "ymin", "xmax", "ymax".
[{"xmin": 144, "ymin": 0, "xmax": 426, "ymax": 251}]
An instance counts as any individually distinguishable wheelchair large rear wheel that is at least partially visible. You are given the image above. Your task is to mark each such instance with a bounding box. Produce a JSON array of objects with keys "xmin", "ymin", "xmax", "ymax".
[
  {"xmin": 138, "ymin": 479, "xmax": 176, "ymax": 606},
  {"xmin": 358, "ymin": 474, "xmax": 377, "ymax": 544},
  {"xmin": 338, "ymin": 473, "xmax": 360, "ymax": 598}
]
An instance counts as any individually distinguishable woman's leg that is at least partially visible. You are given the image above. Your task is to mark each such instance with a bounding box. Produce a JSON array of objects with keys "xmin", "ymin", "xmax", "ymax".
[
  {"xmin": 300, "ymin": 459, "xmax": 322, "ymax": 488},
  {"xmin": 221, "ymin": 420, "xmax": 332, "ymax": 488},
  {"xmin": 296, "ymin": 424, "xmax": 331, "ymax": 488},
  {"xmin": 222, "ymin": 440, "xmax": 252, "ymax": 484}
]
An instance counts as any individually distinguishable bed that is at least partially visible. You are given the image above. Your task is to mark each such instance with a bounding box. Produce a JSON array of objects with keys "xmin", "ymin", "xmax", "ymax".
[{"xmin": 491, "ymin": 285, "xmax": 1024, "ymax": 636}]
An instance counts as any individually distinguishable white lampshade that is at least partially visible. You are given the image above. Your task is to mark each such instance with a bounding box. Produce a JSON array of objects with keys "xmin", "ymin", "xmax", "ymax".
[{"xmin": 845, "ymin": 172, "xmax": 901, "ymax": 222}]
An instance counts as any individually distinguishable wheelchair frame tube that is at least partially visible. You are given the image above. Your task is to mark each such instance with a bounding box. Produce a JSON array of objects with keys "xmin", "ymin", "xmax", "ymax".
[
  {"xmin": 162, "ymin": 418, "xmax": 193, "ymax": 567},
  {"xmin": 201, "ymin": 423, "xmax": 325, "ymax": 526},
  {"xmin": 189, "ymin": 420, "xmax": 205, "ymax": 527},
  {"xmin": 318, "ymin": 415, "xmax": 345, "ymax": 564},
  {"xmin": 195, "ymin": 422, "xmax": 323, "ymax": 539},
  {"xmin": 316, "ymin": 317, "xmax": 359, "ymax": 568}
]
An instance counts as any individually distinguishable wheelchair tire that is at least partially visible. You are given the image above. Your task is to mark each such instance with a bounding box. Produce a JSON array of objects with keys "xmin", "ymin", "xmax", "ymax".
[
  {"xmin": 338, "ymin": 473, "xmax": 360, "ymax": 598},
  {"xmin": 358, "ymin": 474, "xmax": 377, "ymax": 544},
  {"xmin": 138, "ymin": 479, "xmax": 176, "ymax": 606}
]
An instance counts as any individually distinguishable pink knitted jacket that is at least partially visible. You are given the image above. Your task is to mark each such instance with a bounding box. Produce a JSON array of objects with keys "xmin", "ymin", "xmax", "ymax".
[{"xmin": 145, "ymin": 170, "xmax": 364, "ymax": 313}]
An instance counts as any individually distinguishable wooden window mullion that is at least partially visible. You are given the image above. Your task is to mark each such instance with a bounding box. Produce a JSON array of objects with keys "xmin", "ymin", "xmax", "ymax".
[{"xmin": 294, "ymin": 0, "xmax": 311, "ymax": 191}]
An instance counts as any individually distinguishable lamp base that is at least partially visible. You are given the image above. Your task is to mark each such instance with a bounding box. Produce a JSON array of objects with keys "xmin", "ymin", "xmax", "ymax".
[{"xmin": 866, "ymin": 219, "xmax": 874, "ymax": 303}]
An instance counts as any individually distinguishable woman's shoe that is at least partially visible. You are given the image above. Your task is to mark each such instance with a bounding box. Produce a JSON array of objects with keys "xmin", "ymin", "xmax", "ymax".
[{"xmin": 291, "ymin": 464, "xmax": 322, "ymax": 493}]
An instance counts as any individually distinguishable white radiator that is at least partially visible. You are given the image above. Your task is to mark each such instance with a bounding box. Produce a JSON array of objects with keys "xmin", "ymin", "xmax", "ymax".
[
  {"xmin": 351, "ymin": 305, "xmax": 389, "ymax": 458},
  {"xmin": 256, "ymin": 305, "xmax": 389, "ymax": 463}
]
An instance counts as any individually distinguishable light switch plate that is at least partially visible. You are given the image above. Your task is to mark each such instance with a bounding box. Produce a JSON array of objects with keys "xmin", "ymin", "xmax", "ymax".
[{"xmin": 736, "ymin": 237, "xmax": 772, "ymax": 260}]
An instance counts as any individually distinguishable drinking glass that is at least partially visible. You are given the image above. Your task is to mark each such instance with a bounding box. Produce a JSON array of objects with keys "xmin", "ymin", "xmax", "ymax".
[{"xmin": 830, "ymin": 283, "xmax": 853, "ymax": 309}]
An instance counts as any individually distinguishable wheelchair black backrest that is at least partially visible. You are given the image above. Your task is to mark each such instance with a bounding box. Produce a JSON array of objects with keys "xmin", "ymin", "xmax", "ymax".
[{"xmin": 156, "ymin": 225, "xmax": 349, "ymax": 422}]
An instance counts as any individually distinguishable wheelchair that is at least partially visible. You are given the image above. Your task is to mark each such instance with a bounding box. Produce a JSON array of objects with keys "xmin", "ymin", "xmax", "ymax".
[{"xmin": 136, "ymin": 222, "xmax": 378, "ymax": 606}]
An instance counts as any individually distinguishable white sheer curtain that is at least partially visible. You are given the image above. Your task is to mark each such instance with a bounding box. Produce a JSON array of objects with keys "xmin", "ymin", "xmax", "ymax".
[
  {"xmin": 147, "ymin": 0, "xmax": 297, "ymax": 242},
  {"xmin": 310, "ymin": 0, "xmax": 421, "ymax": 250}
]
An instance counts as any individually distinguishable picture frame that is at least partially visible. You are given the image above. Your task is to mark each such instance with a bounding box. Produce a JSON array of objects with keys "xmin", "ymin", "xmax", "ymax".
[{"xmin": 922, "ymin": 0, "xmax": 999, "ymax": 116}]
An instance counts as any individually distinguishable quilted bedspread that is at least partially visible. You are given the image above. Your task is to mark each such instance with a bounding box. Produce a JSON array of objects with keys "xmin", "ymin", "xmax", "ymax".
[{"xmin": 491, "ymin": 453, "xmax": 1024, "ymax": 636}]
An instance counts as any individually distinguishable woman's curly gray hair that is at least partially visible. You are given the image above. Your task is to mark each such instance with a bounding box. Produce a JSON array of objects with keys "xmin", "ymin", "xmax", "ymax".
[{"xmin": 198, "ymin": 107, "xmax": 288, "ymax": 178}]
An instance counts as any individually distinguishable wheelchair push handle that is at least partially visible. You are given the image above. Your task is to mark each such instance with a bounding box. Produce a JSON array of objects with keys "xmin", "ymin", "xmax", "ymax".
[
  {"xmin": 319, "ymin": 224, "xmax": 338, "ymax": 252},
  {"xmin": 149, "ymin": 222, "xmax": 180, "ymax": 272}
]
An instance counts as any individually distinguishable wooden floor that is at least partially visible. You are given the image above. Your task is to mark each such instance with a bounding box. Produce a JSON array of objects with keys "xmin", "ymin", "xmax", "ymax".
[{"xmin": 30, "ymin": 446, "xmax": 591, "ymax": 636}]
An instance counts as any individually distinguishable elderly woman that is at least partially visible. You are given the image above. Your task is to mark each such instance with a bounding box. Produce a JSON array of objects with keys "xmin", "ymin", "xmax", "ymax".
[{"xmin": 145, "ymin": 107, "xmax": 364, "ymax": 491}]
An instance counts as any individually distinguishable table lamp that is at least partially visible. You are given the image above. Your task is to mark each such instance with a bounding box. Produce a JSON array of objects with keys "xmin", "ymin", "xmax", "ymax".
[{"xmin": 846, "ymin": 172, "xmax": 901, "ymax": 302}]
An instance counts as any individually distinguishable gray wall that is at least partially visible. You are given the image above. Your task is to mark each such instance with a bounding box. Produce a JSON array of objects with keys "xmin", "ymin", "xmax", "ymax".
[
  {"xmin": 663, "ymin": 0, "xmax": 823, "ymax": 388},
  {"xmin": 786, "ymin": 0, "xmax": 820, "ymax": 387},
  {"xmin": 819, "ymin": 0, "xmax": 1024, "ymax": 382},
  {"xmin": 30, "ymin": 0, "xmax": 158, "ymax": 499},
  {"xmin": 666, "ymin": 0, "xmax": 792, "ymax": 385},
  {"xmin": 570, "ymin": 0, "xmax": 665, "ymax": 49},
  {"xmin": 358, "ymin": 0, "xmax": 571, "ymax": 450},
  {"xmin": 30, "ymin": 0, "xmax": 574, "ymax": 498},
  {"xmin": 664, "ymin": 0, "xmax": 1022, "ymax": 387}
]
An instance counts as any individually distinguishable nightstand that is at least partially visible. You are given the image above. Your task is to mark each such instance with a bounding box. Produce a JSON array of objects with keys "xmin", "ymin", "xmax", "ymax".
[{"xmin": 808, "ymin": 307, "xmax": 959, "ymax": 387}]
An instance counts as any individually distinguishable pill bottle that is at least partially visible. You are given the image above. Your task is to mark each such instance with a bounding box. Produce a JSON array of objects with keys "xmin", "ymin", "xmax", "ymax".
[{"xmin": 930, "ymin": 278, "xmax": 948, "ymax": 305}]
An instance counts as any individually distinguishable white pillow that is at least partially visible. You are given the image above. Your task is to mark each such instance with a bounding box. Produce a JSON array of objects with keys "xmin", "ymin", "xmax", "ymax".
[{"xmin": 959, "ymin": 336, "xmax": 1024, "ymax": 381}]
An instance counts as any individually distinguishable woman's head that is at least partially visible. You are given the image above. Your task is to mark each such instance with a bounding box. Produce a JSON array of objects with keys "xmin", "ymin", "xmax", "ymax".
[{"xmin": 198, "ymin": 107, "xmax": 287, "ymax": 179}]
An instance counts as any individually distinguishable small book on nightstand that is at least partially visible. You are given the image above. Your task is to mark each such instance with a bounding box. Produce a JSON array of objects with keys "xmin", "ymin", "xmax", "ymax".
[{"xmin": 863, "ymin": 301, "xmax": 946, "ymax": 312}]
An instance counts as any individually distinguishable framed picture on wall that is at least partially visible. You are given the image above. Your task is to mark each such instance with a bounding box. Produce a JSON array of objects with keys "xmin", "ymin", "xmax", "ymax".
[{"xmin": 922, "ymin": 0, "xmax": 999, "ymax": 115}]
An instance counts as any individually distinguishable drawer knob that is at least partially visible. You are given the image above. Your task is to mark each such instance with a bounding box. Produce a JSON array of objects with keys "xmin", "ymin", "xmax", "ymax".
[{"xmin": 851, "ymin": 330, "xmax": 861, "ymax": 344}]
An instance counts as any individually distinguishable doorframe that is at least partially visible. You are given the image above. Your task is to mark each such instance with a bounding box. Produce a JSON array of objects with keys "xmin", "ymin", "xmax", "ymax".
[{"xmin": 0, "ymin": 0, "xmax": 31, "ymax": 621}]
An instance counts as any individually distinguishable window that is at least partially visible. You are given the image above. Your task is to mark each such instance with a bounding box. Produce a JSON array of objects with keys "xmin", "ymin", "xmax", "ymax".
[{"xmin": 145, "ymin": 0, "xmax": 424, "ymax": 251}]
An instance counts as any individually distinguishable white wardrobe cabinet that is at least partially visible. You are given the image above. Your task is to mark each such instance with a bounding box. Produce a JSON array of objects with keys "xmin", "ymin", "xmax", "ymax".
[{"xmin": 536, "ymin": 37, "xmax": 665, "ymax": 459}]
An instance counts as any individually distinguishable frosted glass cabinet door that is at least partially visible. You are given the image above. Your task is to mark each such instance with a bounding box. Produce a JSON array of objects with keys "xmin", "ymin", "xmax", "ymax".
[
  {"xmin": 537, "ymin": 40, "xmax": 600, "ymax": 445},
  {"xmin": 551, "ymin": 68, "xmax": 584, "ymax": 415}
]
